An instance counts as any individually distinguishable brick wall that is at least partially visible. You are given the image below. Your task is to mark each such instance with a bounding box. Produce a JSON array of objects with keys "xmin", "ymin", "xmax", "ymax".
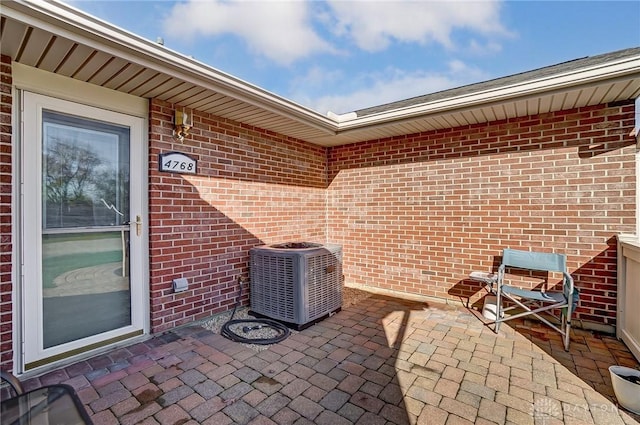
[
  {"xmin": 328, "ymin": 102, "xmax": 637, "ymax": 328},
  {"xmin": 148, "ymin": 99, "xmax": 327, "ymax": 332},
  {"xmin": 0, "ymin": 76, "xmax": 634, "ymax": 370},
  {"xmin": 0, "ymin": 54, "xmax": 12, "ymax": 367}
]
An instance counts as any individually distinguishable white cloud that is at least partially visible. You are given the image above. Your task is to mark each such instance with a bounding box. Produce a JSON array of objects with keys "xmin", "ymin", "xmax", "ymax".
[
  {"xmin": 293, "ymin": 65, "xmax": 345, "ymax": 88},
  {"xmin": 162, "ymin": 0, "xmax": 510, "ymax": 66},
  {"xmin": 162, "ymin": 0, "xmax": 337, "ymax": 66},
  {"xmin": 287, "ymin": 65, "xmax": 346, "ymax": 109},
  {"xmin": 326, "ymin": 0, "xmax": 508, "ymax": 52},
  {"xmin": 467, "ymin": 39, "xmax": 504, "ymax": 55},
  {"xmin": 159, "ymin": 0, "xmax": 511, "ymax": 113},
  {"xmin": 294, "ymin": 61, "xmax": 489, "ymax": 115}
]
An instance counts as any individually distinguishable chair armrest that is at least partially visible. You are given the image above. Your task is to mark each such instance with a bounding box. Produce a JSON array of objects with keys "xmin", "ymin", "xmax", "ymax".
[
  {"xmin": 469, "ymin": 271, "xmax": 497, "ymax": 285},
  {"xmin": 562, "ymin": 272, "xmax": 574, "ymax": 290},
  {"xmin": 496, "ymin": 264, "xmax": 506, "ymax": 285},
  {"xmin": 562, "ymin": 272, "xmax": 579, "ymax": 311},
  {"xmin": 1, "ymin": 370, "xmax": 24, "ymax": 395}
]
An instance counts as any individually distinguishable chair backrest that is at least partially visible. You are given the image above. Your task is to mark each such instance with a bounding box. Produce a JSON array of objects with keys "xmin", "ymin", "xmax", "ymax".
[{"xmin": 501, "ymin": 248, "xmax": 567, "ymax": 273}]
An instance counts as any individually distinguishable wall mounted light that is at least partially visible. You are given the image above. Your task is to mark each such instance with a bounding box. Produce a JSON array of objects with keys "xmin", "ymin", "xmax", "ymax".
[{"xmin": 173, "ymin": 107, "xmax": 192, "ymax": 142}]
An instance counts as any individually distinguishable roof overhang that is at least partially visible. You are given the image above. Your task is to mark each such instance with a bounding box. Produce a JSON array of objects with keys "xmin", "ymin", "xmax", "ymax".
[{"xmin": 2, "ymin": 0, "xmax": 640, "ymax": 147}]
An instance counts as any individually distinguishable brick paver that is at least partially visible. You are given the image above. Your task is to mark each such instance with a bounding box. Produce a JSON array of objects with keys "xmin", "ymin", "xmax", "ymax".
[{"xmin": 17, "ymin": 294, "xmax": 640, "ymax": 425}]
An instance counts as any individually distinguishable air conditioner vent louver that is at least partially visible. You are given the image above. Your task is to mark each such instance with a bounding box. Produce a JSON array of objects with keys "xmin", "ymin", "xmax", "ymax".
[{"xmin": 250, "ymin": 243, "xmax": 343, "ymax": 329}]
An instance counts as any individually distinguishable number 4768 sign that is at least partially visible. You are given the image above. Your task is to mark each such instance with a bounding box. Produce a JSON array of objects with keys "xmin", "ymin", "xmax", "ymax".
[{"xmin": 159, "ymin": 152, "xmax": 197, "ymax": 175}]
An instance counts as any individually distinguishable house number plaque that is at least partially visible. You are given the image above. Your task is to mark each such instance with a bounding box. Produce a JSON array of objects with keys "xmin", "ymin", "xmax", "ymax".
[{"xmin": 159, "ymin": 152, "xmax": 197, "ymax": 175}]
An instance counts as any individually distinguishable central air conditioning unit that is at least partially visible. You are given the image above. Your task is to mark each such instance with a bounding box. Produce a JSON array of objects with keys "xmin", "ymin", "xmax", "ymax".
[{"xmin": 249, "ymin": 242, "xmax": 343, "ymax": 329}]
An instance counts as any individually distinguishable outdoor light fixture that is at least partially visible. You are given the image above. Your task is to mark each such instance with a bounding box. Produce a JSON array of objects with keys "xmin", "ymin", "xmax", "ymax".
[{"xmin": 173, "ymin": 107, "xmax": 192, "ymax": 142}]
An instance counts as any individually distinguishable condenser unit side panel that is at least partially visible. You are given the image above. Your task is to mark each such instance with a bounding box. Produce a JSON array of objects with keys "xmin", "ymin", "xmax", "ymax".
[
  {"xmin": 250, "ymin": 250, "xmax": 296, "ymax": 323},
  {"xmin": 304, "ymin": 246, "xmax": 343, "ymax": 321}
]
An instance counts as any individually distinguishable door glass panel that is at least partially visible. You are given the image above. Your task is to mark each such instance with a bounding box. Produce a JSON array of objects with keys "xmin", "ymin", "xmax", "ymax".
[{"xmin": 41, "ymin": 110, "xmax": 131, "ymax": 348}]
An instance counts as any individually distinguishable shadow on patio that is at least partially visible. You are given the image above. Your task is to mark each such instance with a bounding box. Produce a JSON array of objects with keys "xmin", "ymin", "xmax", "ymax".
[{"xmin": 18, "ymin": 290, "xmax": 640, "ymax": 425}]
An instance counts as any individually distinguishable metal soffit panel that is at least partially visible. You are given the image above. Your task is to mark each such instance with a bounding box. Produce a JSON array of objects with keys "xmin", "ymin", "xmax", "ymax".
[
  {"xmin": 2, "ymin": 6, "xmax": 640, "ymax": 147},
  {"xmin": 319, "ymin": 79, "xmax": 640, "ymax": 146}
]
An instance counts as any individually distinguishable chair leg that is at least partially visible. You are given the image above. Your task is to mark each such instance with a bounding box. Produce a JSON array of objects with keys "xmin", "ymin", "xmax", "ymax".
[
  {"xmin": 563, "ymin": 318, "xmax": 571, "ymax": 351},
  {"xmin": 494, "ymin": 292, "xmax": 502, "ymax": 333}
]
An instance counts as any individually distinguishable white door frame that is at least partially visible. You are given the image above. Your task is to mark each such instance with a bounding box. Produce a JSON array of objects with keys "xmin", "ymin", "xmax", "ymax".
[{"xmin": 18, "ymin": 90, "xmax": 149, "ymax": 372}]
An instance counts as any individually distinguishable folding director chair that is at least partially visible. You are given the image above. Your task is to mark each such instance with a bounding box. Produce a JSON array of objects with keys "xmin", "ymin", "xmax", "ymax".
[
  {"xmin": 472, "ymin": 248, "xmax": 576, "ymax": 351},
  {"xmin": 1, "ymin": 370, "xmax": 94, "ymax": 424}
]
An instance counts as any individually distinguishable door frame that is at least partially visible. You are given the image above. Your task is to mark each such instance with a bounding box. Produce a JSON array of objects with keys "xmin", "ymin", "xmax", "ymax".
[{"xmin": 13, "ymin": 66, "xmax": 149, "ymax": 373}]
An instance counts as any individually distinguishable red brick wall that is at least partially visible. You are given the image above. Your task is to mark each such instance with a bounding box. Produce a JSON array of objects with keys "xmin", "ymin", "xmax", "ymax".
[
  {"xmin": 328, "ymin": 102, "xmax": 637, "ymax": 327},
  {"xmin": 0, "ymin": 70, "xmax": 634, "ymax": 371},
  {"xmin": 148, "ymin": 99, "xmax": 327, "ymax": 332},
  {"xmin": 0, "ymin": 55, "xmax": 12, "ymax": 368}
]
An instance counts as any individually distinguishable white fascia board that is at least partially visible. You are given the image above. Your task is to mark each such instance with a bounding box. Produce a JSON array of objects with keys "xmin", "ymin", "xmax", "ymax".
[
  {"xmin": 5, "ymin": 0, "xmax": 338, "ymax": 134},
  {"xmin": 337, "ymin": 56, "xmax": 640, "ymax": 131}
]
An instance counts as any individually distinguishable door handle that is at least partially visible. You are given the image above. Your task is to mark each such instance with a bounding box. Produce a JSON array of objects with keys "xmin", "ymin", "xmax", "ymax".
[{"xmin": 130, "ymin": 215, "xmax": 142, "ymax": 236}]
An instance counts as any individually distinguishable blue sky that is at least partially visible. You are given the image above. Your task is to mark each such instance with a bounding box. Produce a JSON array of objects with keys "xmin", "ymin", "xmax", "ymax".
[{"xmin": 69, "ymin": 1, "xmax": 639, "ymax": 115}]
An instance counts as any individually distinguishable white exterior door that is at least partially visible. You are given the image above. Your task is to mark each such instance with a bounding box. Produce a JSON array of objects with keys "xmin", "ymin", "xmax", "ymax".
[{"xmin": 21, "ymin": 92, "xmax": 146, "ymax": 370}]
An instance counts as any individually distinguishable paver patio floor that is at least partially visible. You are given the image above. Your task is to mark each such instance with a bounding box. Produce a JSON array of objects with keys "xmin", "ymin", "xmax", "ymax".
[{"xmin": 20, "ymin": 293, "xmax": 640, "ymax": 424}]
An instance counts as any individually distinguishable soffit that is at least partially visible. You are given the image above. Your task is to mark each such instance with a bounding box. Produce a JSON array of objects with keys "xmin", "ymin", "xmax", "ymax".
[{"xmin": 2, "ymin": 0, "xmax": 640, "ymax": 147}]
